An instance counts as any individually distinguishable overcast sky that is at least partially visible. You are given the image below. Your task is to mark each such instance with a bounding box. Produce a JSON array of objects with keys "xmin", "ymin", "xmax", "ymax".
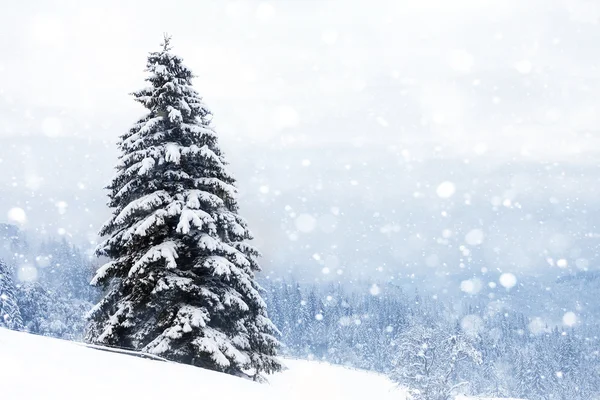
[
  {"xmin": 2, "ymin": 0, "xmax": 600, "ymax": 281},
  {"xmin": 2, "ymin": 0, "xmax": 600, "ymax": 158}
]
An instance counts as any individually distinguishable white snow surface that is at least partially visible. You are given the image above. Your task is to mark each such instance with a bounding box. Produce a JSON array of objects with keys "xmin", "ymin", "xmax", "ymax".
[
  {"xmin": 456, "ymin": 397, "xmax": 525, "ymax": 400},
  {"xmin": 0, "ymin": 328, "xmax": 524, "ymax": 400},
  {"xmin": 0, "ymin": 328, "xmax": 404, "ymax": 400}
]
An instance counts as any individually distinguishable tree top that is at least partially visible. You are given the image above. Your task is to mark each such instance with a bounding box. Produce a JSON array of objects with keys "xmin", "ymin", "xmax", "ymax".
[{"xmin": 161, "ymin": 33, "xmax": 173, "ymax": 52}]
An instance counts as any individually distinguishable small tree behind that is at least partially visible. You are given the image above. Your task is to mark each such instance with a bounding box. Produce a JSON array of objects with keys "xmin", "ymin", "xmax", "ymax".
[
  {"xmin": 0, "ymin": 259, "xmax": 23, "ymax": 330},
  {"xmin": 392, "ymin": 322, "xmax": 481, "ymax": 400}
]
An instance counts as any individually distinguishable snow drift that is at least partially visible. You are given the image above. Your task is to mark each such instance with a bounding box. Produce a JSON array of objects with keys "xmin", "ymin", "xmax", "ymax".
[{"xmin": 0, "ymin": 328, "xmax": 403, "ymax": 400}]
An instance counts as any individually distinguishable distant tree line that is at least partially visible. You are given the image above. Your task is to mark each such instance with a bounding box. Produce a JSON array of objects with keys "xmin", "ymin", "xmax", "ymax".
[
  {"xmin": 263, "ymin": 279, "xmax": 600, "ymax": 400},
  {"xmin": 0, "ymin": 223, "xmax": 98, "ymax": 340}
]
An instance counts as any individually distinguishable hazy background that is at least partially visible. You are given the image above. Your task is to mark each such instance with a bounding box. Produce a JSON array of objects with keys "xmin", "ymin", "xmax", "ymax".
[{"xmin": 2, "ymin": 0, "xmax": 600, "ymax": 287}]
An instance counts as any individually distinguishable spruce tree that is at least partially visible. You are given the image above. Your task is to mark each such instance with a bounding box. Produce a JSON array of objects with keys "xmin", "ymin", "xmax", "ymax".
[
  {"xmin": 86, "ymin": 35, "xmax": 281, "ymax": 377},
  {"xmin": 0, "ymin": 259, "xmax": 23, "ymax": 330}
]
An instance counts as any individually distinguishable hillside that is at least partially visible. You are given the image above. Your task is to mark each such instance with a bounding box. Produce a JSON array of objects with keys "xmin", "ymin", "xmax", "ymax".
[{"xmin": 0, "ymin": 328, "xmax": 404, "ymax": 400}]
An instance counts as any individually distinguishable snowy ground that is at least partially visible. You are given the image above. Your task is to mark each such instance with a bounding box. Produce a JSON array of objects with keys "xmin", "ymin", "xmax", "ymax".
[
  {"xmin": 456, "ymin": 397, "xmax": 524, "ymax": 400},
  {"xmin": 0, "ymin": 328, "xmax": 525, "ymax": 399},
  {"xmin": 0, "ymin": 328, "xmax": 404, "ymax": 400}
]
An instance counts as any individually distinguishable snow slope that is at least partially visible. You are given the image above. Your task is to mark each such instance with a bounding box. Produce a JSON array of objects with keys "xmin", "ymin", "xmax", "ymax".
[
  {"xmin": 456, "ymin": 397, "xmax": 525, "ymax": 400},
  {"xmin": 0, "ymin": 328, "xmax": 404, "ymax": 400}
]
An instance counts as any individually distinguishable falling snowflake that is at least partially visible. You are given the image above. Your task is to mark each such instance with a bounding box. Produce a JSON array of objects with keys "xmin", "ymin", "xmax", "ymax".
[
  {"xmin": 369, "ymin": 284, "xmax": 381, "ymax": 296},
  {"xmin": 563, "ymin": 312, "xmax": 577, "ymax": 327},
  {"xmin": 436, "ymin": 181, "xmax": 456, "ymax": 198},
  {"xmin": 7, "ymin": 207, "xmax": 27, "ymax": 224},
  {"xmin": 499, "ymin": 273, "xmax": 517, "ymax": 289},
  {"xmin": 460, "ymin": 279, "xmax": 482, "ymax": 295},
  {"xmin": 465, "ymin": 229, "xmax": 484, "ymax": 246},
  {"xmin": 295, "ymin": 214, "xmax": 316, "ymax": 233}
]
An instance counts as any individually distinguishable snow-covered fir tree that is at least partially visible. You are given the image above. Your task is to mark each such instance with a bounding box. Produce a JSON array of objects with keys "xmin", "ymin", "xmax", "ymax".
[
  {"xmin": 86, "ymin": 35, "xmax": 281, "ymax": 378},
  {"xmin": 0, "ymin": 259, "xmax": 23, "ymax": 330},
  {"xmin": 392, "ymin": 321, "xmax": 481, "ymax": 400}
]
